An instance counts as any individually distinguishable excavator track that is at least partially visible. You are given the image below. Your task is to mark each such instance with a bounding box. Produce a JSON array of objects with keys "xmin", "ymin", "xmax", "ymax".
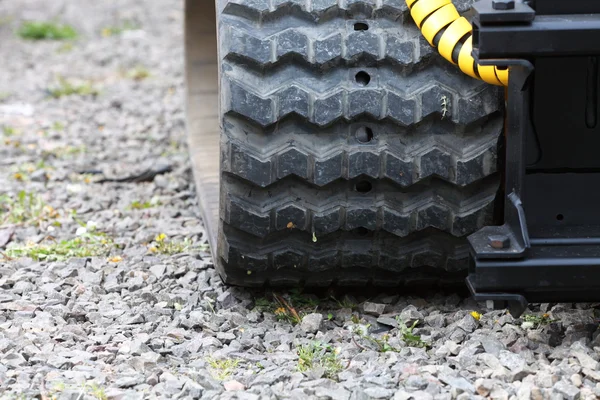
[{"xmin": 185, "ymin": 0, "xmax": 504, "ymax": 287}]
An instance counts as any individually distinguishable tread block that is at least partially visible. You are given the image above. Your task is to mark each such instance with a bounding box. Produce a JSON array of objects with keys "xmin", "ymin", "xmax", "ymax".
[
  {"xmin": 229, "ymin": 143, "xmax": 273, "ymax": 187},
  {"xmin": 457, "ymin": 86, "xmax": 503, "ymax": 125},
  {"xmin": 276, "ymin": 29, "xmax": 309, "ymax": 59},
  {"xmin": 382, "ymin": 208, "xmax": 410, "ymax": 237},
  {"xmin": 348, "ymin": 90, "xmax": 384, "ymax": 119},
  {"xmin": 346, "ymin": 31, "xmax": 380, "ymax": 60},
  {"xmin": 228, "ymin": 82, "xmax": 275, "ymax": 126},
  {"xmin": 379, "ymin": 253, "xmax": 410, "ymax": 273},
  {"xmin": 273, "ymin": 250, "xmax": 304, "ymax": 269},
  {"xmin": 313, "ymin": 208, "xmax": 342, "ymax": 235},
  {"xmin": 345, "ymin": 208, "xmax": 378, "ymax": 230},
  {"xmin": 421, "ymin": 86, "xmax": 455, "ymax": 121},
  {"xmin": 384, "ymin": 153, "xmax": 414, "ymax": 187},
  {"xmin": 349, "ymin": 151, "xmax": 380, "ymax": 179},
  {"xmin": 314, "ymin": 153, "xmax": 343, "ymax": 186},
  {"xmin": 417, "ymin": 204, "xmax": 449, "ymax": 232},
  {"xmin": 385, "ymin": 35, "xmax": 415, "ymax": 65},
  {"xmin": 278, "ymin": 86, "xmax": 310, "ymax": 119},
  {"xmin": 452, "ymin": 207, "xmax": 486, "ymax": 237},
  {"xmin": 308, "ymin": 251, "xmax": 340, "ymax": 272},
  {"xmin": 314, "ymin": 34, "xmax": 343, "ymax": 64},
  {"xmin": 386, "ymin": 92, "xmax": 417, "ymax": 126},
  {"xmin": 228, "ymin": 27, "xmax": 272, "ymax": 64},
  {"xmin": 456, "ymin": 149, "xmax": 496, "ymax": 186},
  {"xmin": 419, "ymin": 148, "xmax": 453, "ymax": 181},
  {"xmin": 276, "ymin": 205, "xmax": 308, "ymax": 231},
  {"xmin": 228, "ymin": 201, "xmax": 271, "ymax": 237},
  {"xmin": 277, "ymin": 148, "xmax": 309, "ymax": 179},
  {"xmin": 313, "ymin": 92, "xmax": 345, "ymax": 126}
]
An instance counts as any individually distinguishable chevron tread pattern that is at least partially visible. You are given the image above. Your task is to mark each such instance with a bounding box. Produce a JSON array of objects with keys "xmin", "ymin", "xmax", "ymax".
[{"xmin": 210, "ymin": 0, "xmax": 503, "ymax": 286}]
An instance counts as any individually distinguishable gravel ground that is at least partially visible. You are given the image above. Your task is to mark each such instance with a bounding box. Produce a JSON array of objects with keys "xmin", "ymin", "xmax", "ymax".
[{"xmin": 1, "ymin": 1, "xmax": 600, "ymax": 400}]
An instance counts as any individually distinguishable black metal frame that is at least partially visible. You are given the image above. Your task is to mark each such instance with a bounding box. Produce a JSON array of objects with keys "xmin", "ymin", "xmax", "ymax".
[{"xmin": 467, "ymin": 0, "xmax": 600, "ymax": 317}]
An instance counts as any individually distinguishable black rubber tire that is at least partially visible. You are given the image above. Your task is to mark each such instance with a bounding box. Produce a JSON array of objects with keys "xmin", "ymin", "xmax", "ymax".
[{"xmin": 216, "ymin": 0, "xmax": 503, "ymax": 287}]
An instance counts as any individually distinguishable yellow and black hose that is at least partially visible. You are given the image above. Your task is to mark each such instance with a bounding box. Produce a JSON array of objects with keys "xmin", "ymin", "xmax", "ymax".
[{"xmin": 406, "ymin": 0, "xmax": 508, "ymax": 86}]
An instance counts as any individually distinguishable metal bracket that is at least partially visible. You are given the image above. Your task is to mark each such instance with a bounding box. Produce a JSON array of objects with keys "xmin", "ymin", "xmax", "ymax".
[{"xmin": 467, "ymin": 3, "xmax": 600, "ymax": 310}]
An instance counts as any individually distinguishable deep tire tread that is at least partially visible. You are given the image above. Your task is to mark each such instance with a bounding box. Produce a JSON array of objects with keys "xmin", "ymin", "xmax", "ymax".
[{"xmin": 215, "ymin": 0, "xmax": 503, "ymax": 286}]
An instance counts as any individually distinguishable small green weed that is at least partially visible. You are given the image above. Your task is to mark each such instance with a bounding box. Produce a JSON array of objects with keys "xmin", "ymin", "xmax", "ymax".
[
  {"xmin": 11, "ymin": 162, "xmax": 46, "ymax": 180},
  {"xmin": 47, "ymin": 381, "xmax": 106, "ymax": 400},
  {"xmin": 274, "ymin": 305, "xmax": 302, "ymax": 325},
  {"xmin": 288, "ymin": 289, "xmax": 320, "ymax": 309},
  {"xmin": 297, "ymin": 342, "xmax": 343, "ymax": 379},
  {"xmin": 522, "ymin": 313, "xmax": 554, "ymax": 329},
  {"xmin": 254, "ymin": 290, "xmax": 322, "ymax": 325},
  {"xmin": 42, "ymin": 145, "xmax": 86, "ymax": 158},
  {"xmin": 148, "ymin": 233, "xmax": 192, "ymax": 255},
  {"xmin": 18, "ymin": 21, "xmax": 77, "ymax": 40},
  {"xmin": 0, "ymin": 92, "xmax": 11, "ymax": 102},
  {"xmin": 2, "ymin": 126, "xmax": 19, "ymax": 136},
  {"xmin": 206, "ymin": 357, "xmax": 240, "ymax": 381},
  {"xmin": 254, "ymin": 297, "xmax": 272, "ymax": 311},
  {"xmin": 352, "ymin": 325, "xmax": 399, "ymax": 352},
  {"xmin": 331, "ymin": 295, "xmax": 358, "ymax": 309},
  {"xmin": 397, "ymin": 318, "xmax": 427, "ymax": 348},
  {"xmin": 48, "ymin": 77, "xmax": 98, "ymax": 98},
  {"xmin": 352, "ymin": 318, "xmax": 427, "ymax": 352},
  {"xmin": 126, "ymin": 66, "xmax": 150, "ymax": 81},
  {"xmin": 129, "ymin": 197, "xmax": 160, "ymax": 210},
  {"xmin": 86, "ymin": 383, "xmax": 107, "ymax": 400},
  {"xmin": 6, "ymin": 232, "xmax": 114, "ymax": 261},
  {"xmin": 0, "ymin": 191, "xmax": 58, "ymax": 227},
  {"xmin": 130, "ymin": 200, "xmax": 152, "ymax": 210},
  {"xmin": 101, "ymin": 20, "xmax": 141, "ymax": 37},
  {"xmin": 52, "ymin": 121, "xmax": 65, "ymax": 131}
]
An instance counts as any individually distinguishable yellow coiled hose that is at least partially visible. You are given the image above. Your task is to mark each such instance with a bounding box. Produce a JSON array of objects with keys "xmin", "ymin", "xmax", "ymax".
[{"xmin": 406, "ymin": 0, "xmax": 508, "ymax": 86}]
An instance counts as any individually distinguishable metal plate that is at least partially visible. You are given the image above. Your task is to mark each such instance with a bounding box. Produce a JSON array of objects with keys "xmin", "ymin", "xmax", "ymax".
[{"xmin": 185, "ymin": 0, "xmax": 219, "ymax": 261}]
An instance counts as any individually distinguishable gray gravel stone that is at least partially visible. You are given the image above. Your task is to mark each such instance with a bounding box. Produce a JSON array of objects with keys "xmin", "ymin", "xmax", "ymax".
[
  {"xmin": 364, "ymin": 387, "xmax": 395, "ymax": 399},
  {"xmin": 553, "ymin": 380, "xmax": 580, "ymax": 400},
  {"xmin": 475, "ymin": 379, "xmax": 494, "ymax": 397},
  {"xmin": 314, "ymin": 386, "xmax": 351, "ymax": 400},
  {"xmin": 399, "ymin": 306, "xmax": 424, "ymax": 324},
  {"xmin": 456, "ymin": 314, "xmax": 478, "ymax": 333},
  {"xmin": 439, "ymin": 375, "xmax": 475, "ymax": 394},
  {"xmin": 115, "ymin": 375, "xmax": 144, "ymax": 388},
  {"xmin": 425, "ymin": 313, "xmax": 445, "ymax": 328},
  {"xmin": 363, "ymin": 302, "xmax": 386, "ymax": 317},
  {"xmin": 571, "ymin": 351, "xmax": 598, "ymax": 371},
  {"xmin": 537, "ymin": 371, "xmax": 560, "ymax": 388},
  {"xmin": 394, "ymin": 391, "xmax": 433, "ymax": 400},
  {"xmin": 300, "ymin": 313, "xmax": 323, "ymax": 333},
  {"xmin": 498, "ymin": 350, "xmax": 526, "ymax": 372},
  {"xmin": 2, "ymin": 352, "xmax": 27, "ymax": 368},
  {"xmin": 150, "ymin": 264, "xmax": 167, "ymax": 279},
  {"xmin": 481, "ymin": 338, "xmax": 506, "ymax": 356},
  {"xmin": 570, "ymin": 374, "xmax": 583, "ymax": 388}
]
